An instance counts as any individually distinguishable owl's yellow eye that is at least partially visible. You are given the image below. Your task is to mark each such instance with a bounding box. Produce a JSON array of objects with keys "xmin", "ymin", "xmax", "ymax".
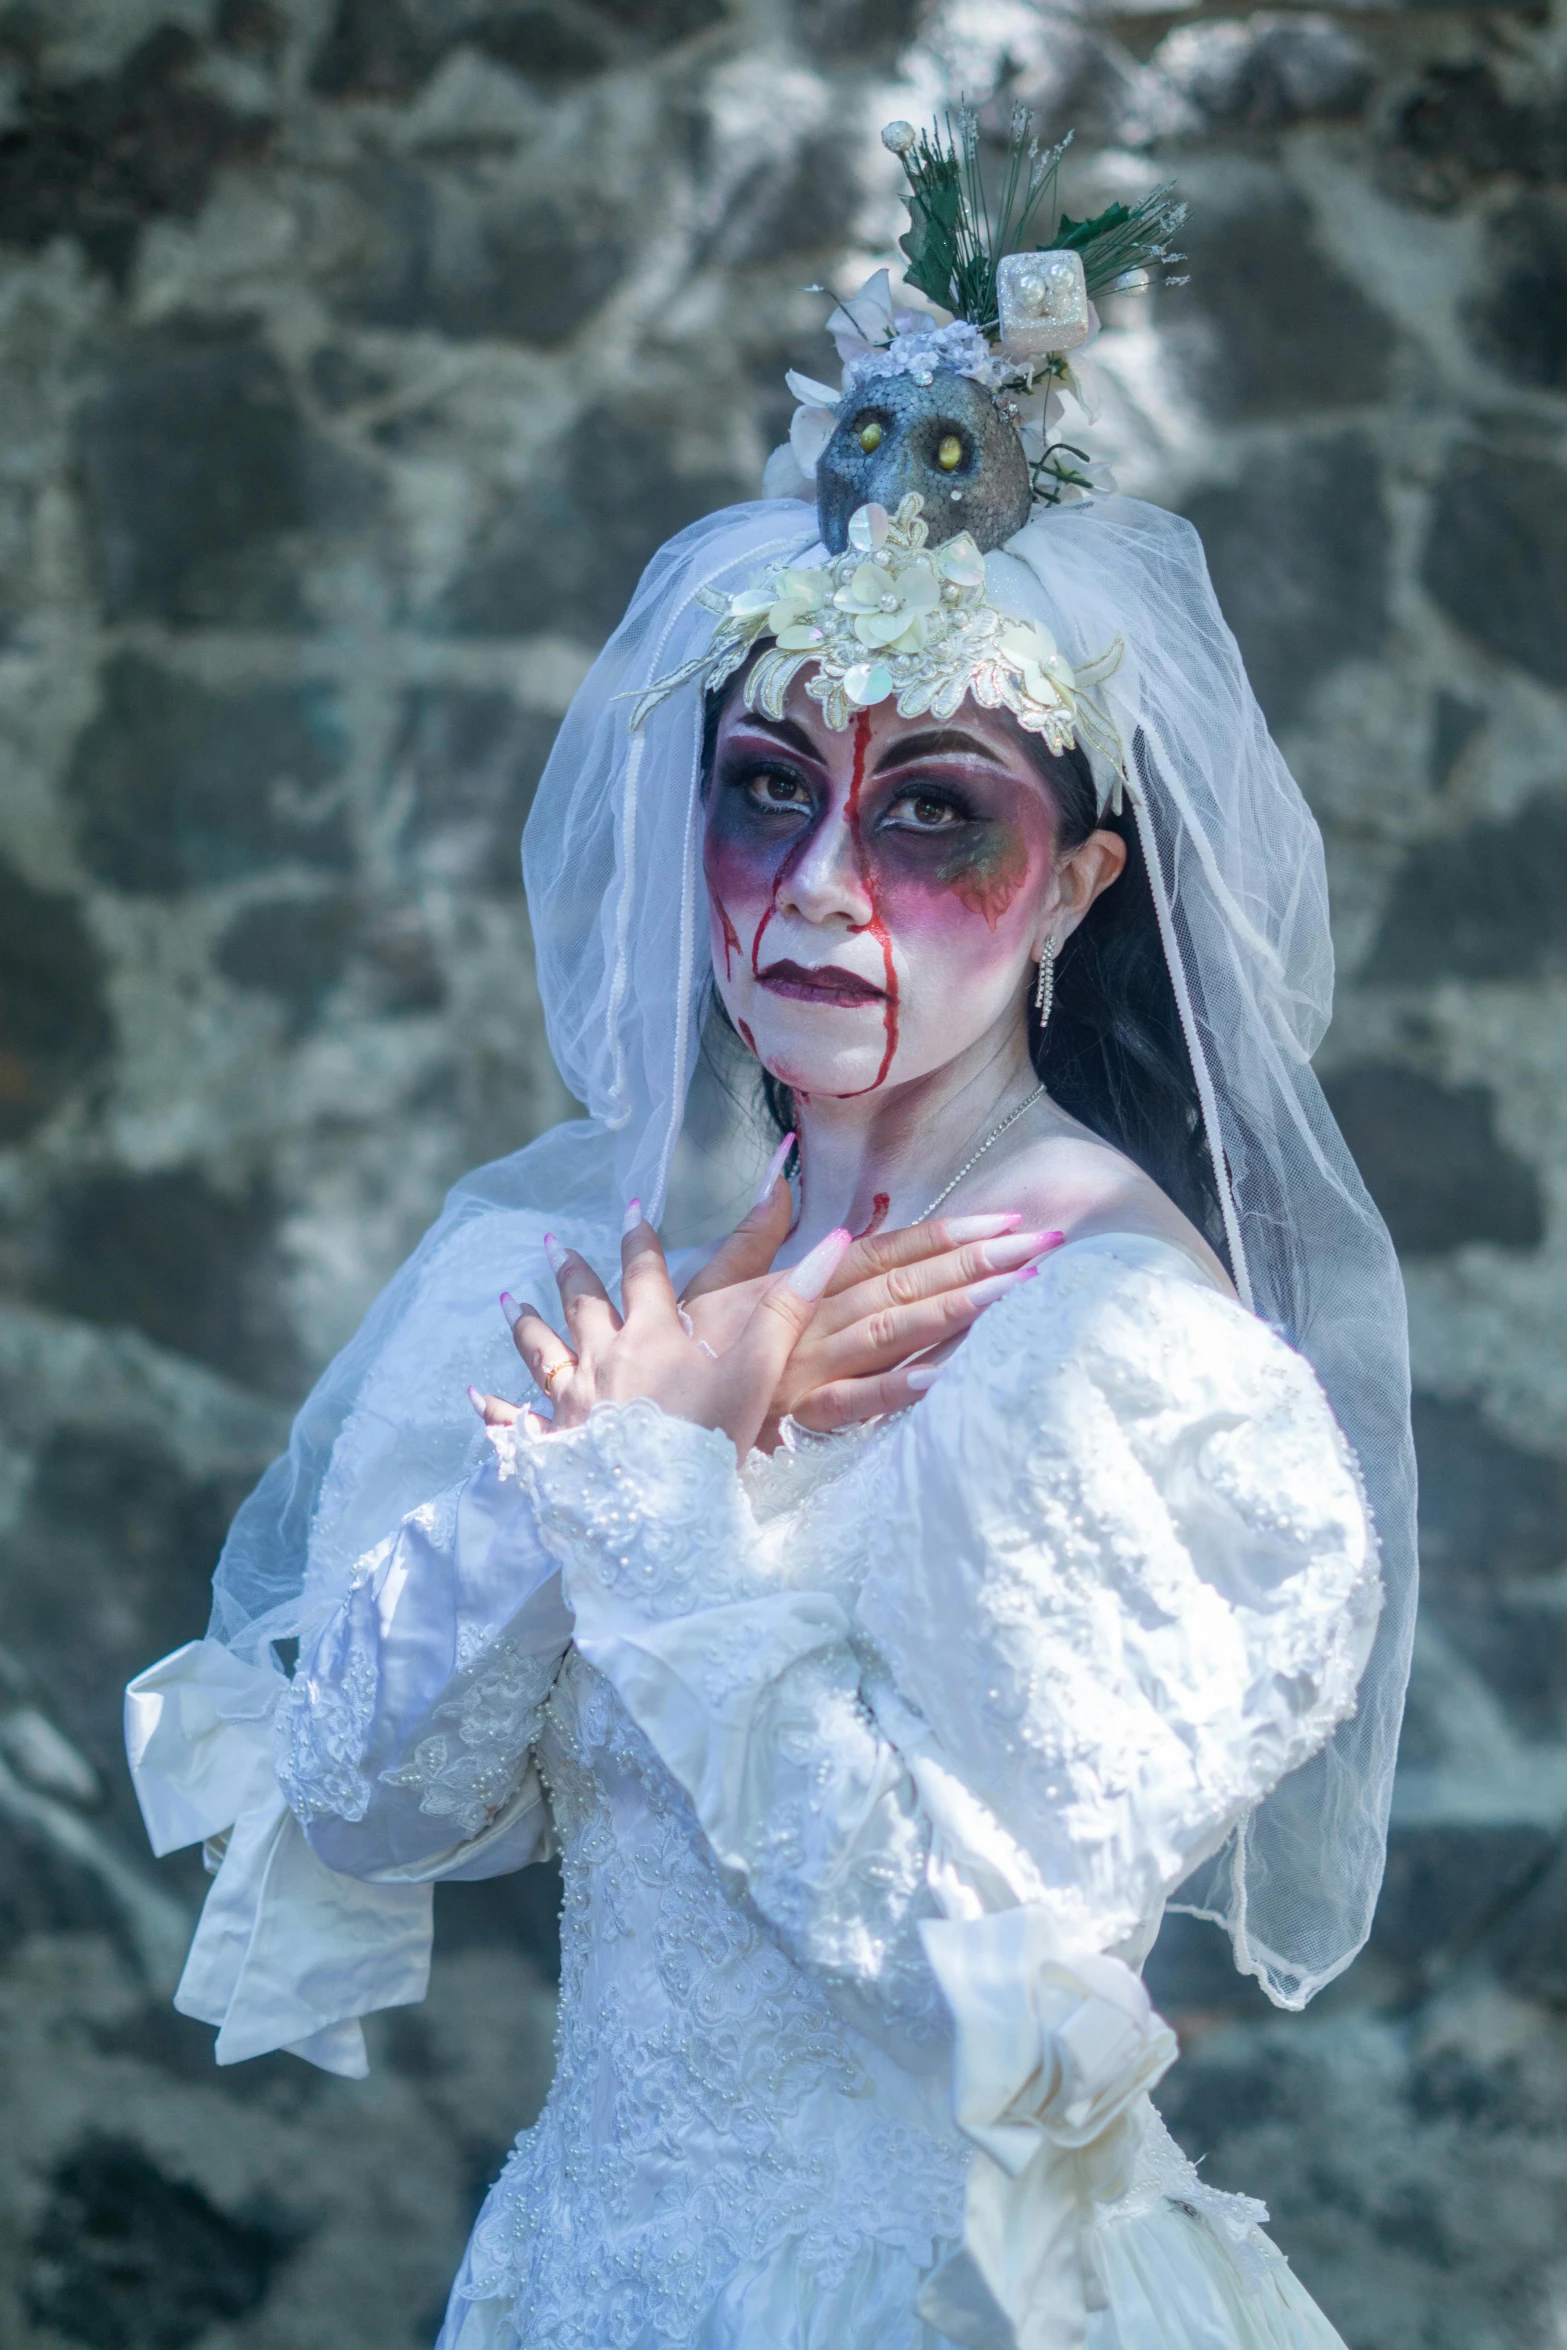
[
  {"xmin": 859, "ymin": 419, "xmax": 883, "ymax": 452},
  {"xmin": 937, "ymin": 433, "xmax": 963, "ymax": 472}
]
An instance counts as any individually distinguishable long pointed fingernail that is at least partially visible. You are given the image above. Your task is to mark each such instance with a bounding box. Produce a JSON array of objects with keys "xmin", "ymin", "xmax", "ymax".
[
  {"xmin": 500, "ymin": 1292, "xmax": 524, "ymax": 1328},
  {"xmin": 906, "ymin": 1362, "xmax": 946, "ymax": 1392},
  {"xmin": 622, "ymin": 1198, "xmax": 643, "ymax": 1237},
  {"xmin": 543, "ymin": 1233, "xmax": 570, "ymax": 1275},
  {"xmin": 787, "ymin": 1226, "xmax": 851, "ymax": 1300},
  {"xmin": 1040, "ymin": 1229, "xmax": 1065, "ymax": 1251},
  {"xmin": 467, "ymin": 1384, "xmax": 487, "ymax": 1416},
  {"xmin": 754, "ymin": 1133, "xmax": 795, "ymax": 1210},
  {"xmin": 941, "ymin": 1212, "xmax": 1024, "ymax": 1243},
  {"xmin": 978, "ymin": 1231, "xmax": 1050, "ymax": 1272},
  {"xmin": 968, "ymin": 1264, "xmax": 1040, "ymax": 1309}
]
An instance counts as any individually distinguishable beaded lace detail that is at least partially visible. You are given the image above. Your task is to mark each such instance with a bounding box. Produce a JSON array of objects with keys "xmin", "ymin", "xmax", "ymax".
[
  {"xmin": 380, "ymin": 1633, "xmax": 562, "ymax": 1838},
  {"xmin": 459, "ymin": 1654, "xmax": 967, "ymax": 2344},
  {"xmin": 275, "ymin": 1548, "xmax": 388, "ymax": 1823}
]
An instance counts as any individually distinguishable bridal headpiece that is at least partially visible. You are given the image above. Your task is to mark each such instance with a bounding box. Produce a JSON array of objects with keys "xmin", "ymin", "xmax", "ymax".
[
  {"xmin": 632, "ymin": 491, "xmax": 1125, "ymax": 778},
  {"xmin": 633, "ymin": 108, "xmax": 1183, "ymax": 797},
  {"xmin": 793, "ymin": 107, "xmax": 1186, "ymax": 551}
]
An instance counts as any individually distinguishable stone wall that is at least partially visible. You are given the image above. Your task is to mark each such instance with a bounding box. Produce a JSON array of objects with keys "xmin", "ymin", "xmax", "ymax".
[{"xmin": 2, "ymin": 1, "xmax": 1566, "ymax": 2343}]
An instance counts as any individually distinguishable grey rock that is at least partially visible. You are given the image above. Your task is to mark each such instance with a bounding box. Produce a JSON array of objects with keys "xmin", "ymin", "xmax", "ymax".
[
  {"xmin": 1408, "ymin": 1394, "xmax": 1567, "ymax": 1739},
  {"xmin": 1491, "ymin": 1843, "xmax": 1567, "ymax": 2004},
  {"xmin": 1364, "ymin": 791, "xmax": 1567, "ymax": 985},
  {"xmin": 76, "ymin": 321, "xmax": 368, "ymax": 628},
  {"xmin": 0, "ymin": 856, "xmax": 113, "ymax": 1145},
  {"xmin": 1152, "ymin": 15, "xmax": 1373, "ymax": 132},
  {"xmin": 25, "ymin": 2135, "xmax": 293, "ymax": 2349},
  {"xmin": 1423, "ymin": 445, "xmax": 1567, "ymax": 690},
  {"xmin": 0, "ymin": 28, "xmax": 273, "ymax": 288},
  {"xmin": 394, "ymin": 688, "xmax": 560, "ymax": 891},
  {"xmin": 1428, "ymin": 690, "xmax": 1487, "ymax": 790},
  {"xmin": 37, "ymin": 1173, "xmax": 303, "ymax": 1399},
  {"xmin": 1320, "ymin": 1065, "xmax": 1545, "ymax": 1257},
  {"xmin": 793, "ymin": 0, "xmax": 921, "ymax": 62},
  {"xmin": 1471, "ymin": 195, "xmax": 1567, "ymax": 392},
  {"xmin": 815, "ymin": 370, "xmax": 1031, "ymax": 555},
  {"xmin": 66, "ymin": 657, "xmax": 351, "ymax": 894},
  {"xmin": 0, "ymin": 1711, "xmax": 102, "ymax": 1806},
  {"xmin": 1184, "ymin": 436, "xmax": 1388, "ymax": 727},
  {"xmin": 438, "ymin": 402, "xmax": 746, "ymax": 638},
  {"xmin": 0, "ymin": 1424, "xmax": 262, "ymax": 1812},
  {"xmin": 217, "ymin": 893, "xmax": 447, "ymax": 1037},
  {"xmin": 329, "ymin": 161, "xmax": 628, "ymax": 349},
  {"xmin": 1380, "ymin": 60, "xmax": 1567, "ymax": 212},
  {"xmin": 310, "ymin": 0, "xmax": 725, "ymax": 96},
  {"xmin": 1160, "ymin": 186, "xmax": 1394, "ymax": 422},
  {"xmin": 1370, "ymin": 1824, "xmax": 1557, "ymax": 1981}
]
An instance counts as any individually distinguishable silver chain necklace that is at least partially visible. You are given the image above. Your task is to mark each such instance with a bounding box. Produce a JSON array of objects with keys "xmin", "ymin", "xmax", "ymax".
[{"xmin": 915, "ymin": 1083, "xmax": 1047, "ymax": 1223}]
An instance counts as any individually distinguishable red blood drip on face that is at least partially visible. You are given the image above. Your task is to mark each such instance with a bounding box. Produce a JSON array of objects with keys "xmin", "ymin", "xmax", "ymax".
[
  {"xmin": 843, "ymin": 710, "xmax": 898, "ymax": 1093},
  {"xmin": 944, "ymin": 828, "xmax": 1032, "ymax": 931},
  {"xmin": 714, "ymin": 895, "xmax": 743, "ymax": 978},
  {"xmin": 852, "ymin": 1191, "xmax": 890, "ymax": 1241},
  {"xmin": 737, "ymin": 1018, "xmax": 757, "ymax": 1055}
]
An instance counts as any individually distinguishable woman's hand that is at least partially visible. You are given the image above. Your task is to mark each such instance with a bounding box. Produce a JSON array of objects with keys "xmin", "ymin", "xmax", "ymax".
[
  {"xmin": 494, "ymin": 1208, "xmax": 852, "ymax": 1459},
  {"xmin": 679, "ymin": 1177, "xmax": 1062, "ymax": 1437}
]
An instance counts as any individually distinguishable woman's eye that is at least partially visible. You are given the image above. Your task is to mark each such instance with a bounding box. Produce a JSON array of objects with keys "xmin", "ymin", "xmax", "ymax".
[
  {"xmin": 886, "ymin": 790, "xmax": 964, "ymax": 831},
  {"xmin": 745, "ymin": 769, "xmax": 811, "ymax": 812}
]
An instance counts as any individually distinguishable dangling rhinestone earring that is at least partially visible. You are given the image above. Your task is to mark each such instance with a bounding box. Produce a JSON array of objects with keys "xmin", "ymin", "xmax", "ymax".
[{"xmin": 1033, "ymin": 935, "xmax": 1056, "ymax": 1031}]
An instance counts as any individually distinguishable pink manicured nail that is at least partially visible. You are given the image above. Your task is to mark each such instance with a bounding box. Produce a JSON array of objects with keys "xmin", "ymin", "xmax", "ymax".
[
  {"xmin": 979, "ymin": 1230, "xmax": 1055, "ymax": 1272},
  {"xmin": 753, "ymin": 1133, "xmax": 796, "ymax": 1210},
  {"xmin": 500, "ymin": 1291, "xmax": 524, "ymax": 1328},
  {"xmin": 622, "ymin": 1198, "xmax": 643, "ymax": 1237},
  {"xmin": 968, "ymin": 1265, "xmax": 1039, "ymax": 1309},
  {"xmin": 466, "ymin": 1385, "xmax": 487, "ymax": 1416},
  {"xmin": 787, "ymin": 1227, "xmax": 851, "ymax": 1300},
  {"xmin": 544, "ymin": 1233, "xmax": 570, "ymax": 1275},
  {"xmin": 906, "ymin": 1362, "xmax": 946, "ymax": 1392},
  {"xmin": 1040, "ymin": 1229, "xmax": 1065, "ymax": 1251},
  {"xmin": 940, "ymin": 1212, "xmax": 1023, "ymax": 1243}
]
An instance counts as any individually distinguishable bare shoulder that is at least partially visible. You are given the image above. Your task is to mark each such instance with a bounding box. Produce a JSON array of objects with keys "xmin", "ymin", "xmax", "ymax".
[{"xmin": 987, "ymin": 1114, "xmax": 1236, "ymax": 1299}]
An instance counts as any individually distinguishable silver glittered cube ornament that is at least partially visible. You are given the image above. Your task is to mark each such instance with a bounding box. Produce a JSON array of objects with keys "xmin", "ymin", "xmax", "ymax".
[{"xmin": 996, "ymin": 248, "xmax": 1091, "ymax": 363}]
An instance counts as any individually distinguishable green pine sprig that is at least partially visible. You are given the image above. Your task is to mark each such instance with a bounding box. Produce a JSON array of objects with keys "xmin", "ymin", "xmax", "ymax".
[{"xmin": 891, "ymin": 106, "xmax": 1186, "ymax": 334}]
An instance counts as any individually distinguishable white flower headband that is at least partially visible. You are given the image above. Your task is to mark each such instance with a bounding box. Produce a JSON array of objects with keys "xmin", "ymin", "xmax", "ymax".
[{"xmin": 632, "ymin": 493, "xmax": 1126, "ymax": 804}]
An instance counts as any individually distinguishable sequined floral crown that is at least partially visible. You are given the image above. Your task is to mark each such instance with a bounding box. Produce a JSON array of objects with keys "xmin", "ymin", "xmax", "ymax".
[{"xmin": 633, "ymin": 493, "xmax": 1124, "ymax": 797}]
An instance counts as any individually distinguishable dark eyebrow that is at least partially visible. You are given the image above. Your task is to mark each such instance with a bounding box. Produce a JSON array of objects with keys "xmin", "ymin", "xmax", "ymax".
[
  {"xmin": 719, "ymin": 712, "xmax": 826, "ymax": 763},
  {"xmin": 874, "ymin": 728, "xmax": 1008, "ymax": 773}
]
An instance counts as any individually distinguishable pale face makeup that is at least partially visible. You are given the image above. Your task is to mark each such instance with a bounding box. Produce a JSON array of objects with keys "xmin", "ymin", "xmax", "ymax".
[{"xmin": 703, "ymin": 678, "xmax": 1092, "ymax": 1106}]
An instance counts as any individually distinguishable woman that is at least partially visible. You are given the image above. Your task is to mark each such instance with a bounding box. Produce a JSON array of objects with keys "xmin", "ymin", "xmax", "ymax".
[{"xmin": 125, "ymin": 126, "xmax": 1415, "ymax": 2350}]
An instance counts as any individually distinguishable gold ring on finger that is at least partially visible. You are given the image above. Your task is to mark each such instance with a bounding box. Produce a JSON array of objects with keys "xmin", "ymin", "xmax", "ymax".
[{"xmin": 542, "ymin": 1355, "xmax": 576, "ymax": 1399}]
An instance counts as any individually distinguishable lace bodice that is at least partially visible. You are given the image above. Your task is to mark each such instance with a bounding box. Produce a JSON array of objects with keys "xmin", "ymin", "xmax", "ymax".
[
  {"xmin": 126, "ymin": 1234, "xmax": 1377, "ymax": 2350},
  {"xmin": 460, "ymin": 1650, "xmax": 968, "ymax": 2348}
]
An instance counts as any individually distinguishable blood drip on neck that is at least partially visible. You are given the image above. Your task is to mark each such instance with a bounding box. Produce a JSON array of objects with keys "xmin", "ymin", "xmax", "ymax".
[{"xmin": 852, "ymin": 1192, "xmax": 890, "ymax": 1241}]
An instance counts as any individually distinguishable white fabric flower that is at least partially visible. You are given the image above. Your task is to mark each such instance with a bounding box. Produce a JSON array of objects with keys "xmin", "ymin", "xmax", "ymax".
[
  {"xmin": 837, "ymin": 552, "xmax": 941, "ymax": 651},
  {"xmin": 785, "ymin": 369, "xmax": 842, "ymax": 480},
  {"xmin": 825, "ymin": 266, "xmax": 931, "ymax": 367},
  {"xmin": 998, "ymin": 621, "xmax": 1078, "ymax": 711}
]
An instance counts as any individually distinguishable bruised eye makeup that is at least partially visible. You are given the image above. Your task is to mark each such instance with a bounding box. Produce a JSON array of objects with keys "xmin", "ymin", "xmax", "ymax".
[{"xmin": 883, "ymin": 788, "xmax": 969, "ymax": 830}]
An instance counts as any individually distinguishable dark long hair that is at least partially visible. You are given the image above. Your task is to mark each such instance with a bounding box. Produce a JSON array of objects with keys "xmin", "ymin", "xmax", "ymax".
[{"xmin": 702, "ymin": 690, "xmax": 1225, "ymax": 1257}]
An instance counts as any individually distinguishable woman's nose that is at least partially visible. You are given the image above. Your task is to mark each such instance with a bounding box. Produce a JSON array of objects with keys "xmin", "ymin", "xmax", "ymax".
[{"xmin": 776, "ymin": 808, "xmax": 873, "ymax": 928}]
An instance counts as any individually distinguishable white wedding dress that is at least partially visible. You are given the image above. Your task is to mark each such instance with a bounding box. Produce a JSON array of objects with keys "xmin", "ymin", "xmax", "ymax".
[{"xmin": 128, "ymin": 1232, "xmax": 1379, "ymax": 2350}]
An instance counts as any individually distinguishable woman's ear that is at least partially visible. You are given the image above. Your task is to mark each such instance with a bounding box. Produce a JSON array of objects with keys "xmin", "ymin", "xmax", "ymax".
[{"xmin": 1038, "ymin": 828, "xmax": 1128, "ymax": 954}]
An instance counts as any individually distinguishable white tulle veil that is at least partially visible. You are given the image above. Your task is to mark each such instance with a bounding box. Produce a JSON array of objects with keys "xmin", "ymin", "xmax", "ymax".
[{"xmin": 206, "ymin": 488, "xmax": 1415, "ymax": 2014}]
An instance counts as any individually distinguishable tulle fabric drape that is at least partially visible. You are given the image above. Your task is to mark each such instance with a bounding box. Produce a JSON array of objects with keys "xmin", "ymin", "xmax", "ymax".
[{"xmin": 207, "ymin": 491, "xmax": 1414, "ymax": 2012}]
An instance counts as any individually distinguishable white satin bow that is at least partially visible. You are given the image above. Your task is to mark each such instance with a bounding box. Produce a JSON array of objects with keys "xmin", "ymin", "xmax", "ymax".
[{"xmin": 916, "ymin": 1906, "xmax": 1178, "ymax": 2350}]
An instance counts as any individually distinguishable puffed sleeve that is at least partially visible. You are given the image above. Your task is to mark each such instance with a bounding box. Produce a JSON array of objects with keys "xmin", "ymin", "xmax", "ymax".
[
  {"xmin": 518, "ymin": 1235, "xmax": 1379, "ymax": 2350},
  {"xmin": 125, "ymin": 1431, "xmax": 572, "ymax": 2078}
]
